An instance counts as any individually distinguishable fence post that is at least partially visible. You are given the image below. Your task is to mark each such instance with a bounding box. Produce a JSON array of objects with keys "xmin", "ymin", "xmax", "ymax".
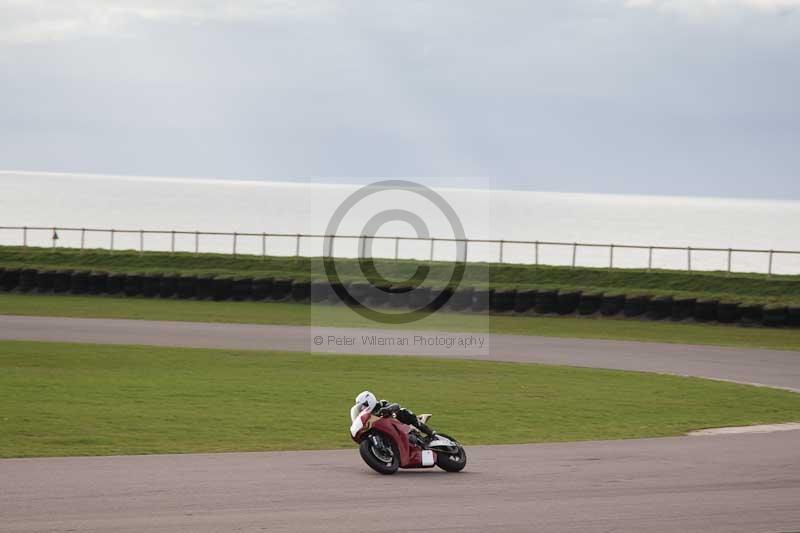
[
  {"xmin": 727, "ymin": 248, "xmax": 732, "ymax": 275},
  {"xmin": 768, "ymin": 250, "xmax": 774, "ymax": 277},
  {"xmin": 22, "ymin": 226, "xmax": 27, "ymax": 247},
  {"xmin": 194, "ymin": 232, "xmax": 199, "ymax": 255},
  {"xmin": 170, "ymin": 231, "xmax": 175, "ymax": 255},
  {"xmin": 296, "ymin": 234, "xmax": 301, "ymax": 258},
  {"xmin": 139, "ymin": 230, "xmax": 144, "ymax": 254},
  {"xmin": 463, "ymin": 239, "xmax": 469, "ymax": 262},
  {"xmin": 329, "ymin": 235, "xmax": 335, "ymax": 257},
  {"xmin": 648, "ymin": 246, "xmax": 653, "ymax": 271},
  {"xmin": 430, "ymin": 238, "xmax": 435, "ymax": 262},
  {"xmin": 52, "ymin": 227, "xmax": 57, "ymax": 249},
  {"xmin": 394, "ymin": 237, "xmax": 399, "ymax": 260},
  {"xmin": 110, "ymin": 229, "xmax": 115, "ymax": 254},
  {"xmin": 499, "ymin": 240, "xmax": 504, "ymax": 264},
  {"xmin": 233, "ymin": 232, "xmax": 238, "ymax": 257},
  {"xmin": 80, "ymin": 228, "xmax": 86, "ymax": 252},
  {"xmin": 534, "ymin": 241, "xmax": 539, "ymax": 267},
  {"xmin": 571, "ymin": 243, "xmax": 577, "ymax": 269},
  {"xmin": 609, "ymin": 244, "xmax": 614, "ymax": 270},
  {"xmin": 262, "ymin": 233, "xmax": 266, "ymax": 259},
  {"xmin": 687, "ymin": 246, "xmax": 692, "ymax": 272}
]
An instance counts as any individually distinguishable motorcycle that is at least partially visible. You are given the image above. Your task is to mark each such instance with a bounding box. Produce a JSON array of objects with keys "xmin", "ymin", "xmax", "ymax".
[{"xmin": 349, "ymin": 407, "xmax": 467, "ymax": 474}]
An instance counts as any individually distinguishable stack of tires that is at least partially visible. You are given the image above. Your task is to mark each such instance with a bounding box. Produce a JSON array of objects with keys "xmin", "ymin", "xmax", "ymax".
[{"xmin": 2, "ymin": 265, "xmax": 799, "ymax": 330}]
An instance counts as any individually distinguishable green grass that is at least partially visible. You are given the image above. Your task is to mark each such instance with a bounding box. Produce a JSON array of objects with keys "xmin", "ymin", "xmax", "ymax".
[
  {"xmin": 3, "ymin": 245, "xmax": 800, "ymax": 305},
  {"xmin": 2, "ymin": 340, "xmax": 799, "ymax": 458},
  {"xmin": 2, "ymin": 292, "xmax": 800, "ymax": 351}
]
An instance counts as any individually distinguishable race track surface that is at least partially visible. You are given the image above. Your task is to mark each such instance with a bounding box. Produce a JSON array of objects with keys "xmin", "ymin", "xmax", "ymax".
[
  {"xmin": 2, "ymin": 433, "xmax": 800, "ymax": 533},
  {"xmin": 1, "ymin": 315, "xmax": 799, "ymax": 390},
  {"xmin": 1, "ymin": 314, "xmax": 799, "ymax": 532}
]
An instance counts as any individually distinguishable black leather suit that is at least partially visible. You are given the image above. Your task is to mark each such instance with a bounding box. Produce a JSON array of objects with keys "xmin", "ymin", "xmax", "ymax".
[{"xmin": 372, "ymin": 400, "xmax": 436, "ymax": 437}]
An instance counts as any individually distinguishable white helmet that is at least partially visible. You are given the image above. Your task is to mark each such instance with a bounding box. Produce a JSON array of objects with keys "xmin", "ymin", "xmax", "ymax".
[{"xmin": 355, "ymin": 390, "xmax": 377, "ymax": 413}]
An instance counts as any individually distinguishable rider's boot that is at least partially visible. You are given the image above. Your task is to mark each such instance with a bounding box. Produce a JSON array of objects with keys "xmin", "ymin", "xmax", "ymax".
[{"xmin": 417, "ymin": 421, "xmax": 437, "ymax": 439}]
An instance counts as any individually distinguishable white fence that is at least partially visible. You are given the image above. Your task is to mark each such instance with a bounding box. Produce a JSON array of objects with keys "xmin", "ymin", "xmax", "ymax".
[{"xmin": 1, "ymin": 225, "xmax": 799, "ymax": 276}]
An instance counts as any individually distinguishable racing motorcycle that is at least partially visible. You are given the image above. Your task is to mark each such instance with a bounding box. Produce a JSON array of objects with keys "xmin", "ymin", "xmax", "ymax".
[{"xmin": 349, "ymin": 407, "xmax": 467, "ymax": 474}]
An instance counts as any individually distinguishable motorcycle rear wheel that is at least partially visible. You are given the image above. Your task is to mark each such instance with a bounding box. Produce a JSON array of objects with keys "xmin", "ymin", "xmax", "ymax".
[
  {"xmin": 359, "ymin": 433, "xmax": 400, "ymax": 475},
  {"xmin": 433, "ymin": 433, "xmax": 467, "ymax": 472}
]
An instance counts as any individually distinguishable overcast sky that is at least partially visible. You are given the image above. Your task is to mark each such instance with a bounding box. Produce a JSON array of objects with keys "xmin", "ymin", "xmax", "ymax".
[{"xmin": 0, "ymin": 0, "xmax": 798, "ymax": 199}]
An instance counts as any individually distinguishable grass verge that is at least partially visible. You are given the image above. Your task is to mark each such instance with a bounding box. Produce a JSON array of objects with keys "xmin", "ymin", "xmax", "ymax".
[
  {"xmin": 2, "ymin": 340, "xmax": 799, "ymax": 458},
  {"xmin": 1, "ymin": 293, "xmax": 800, "ymax": 351},
  {"xmin": 2, "ymin": 246, "xmax": 800, "ymax": 305}
]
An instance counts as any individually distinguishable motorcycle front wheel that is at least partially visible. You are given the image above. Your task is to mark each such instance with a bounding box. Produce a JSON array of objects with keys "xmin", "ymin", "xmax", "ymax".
[{"xmin": 359, "ymin": 433, "xmax": 400, "ymax": 475}]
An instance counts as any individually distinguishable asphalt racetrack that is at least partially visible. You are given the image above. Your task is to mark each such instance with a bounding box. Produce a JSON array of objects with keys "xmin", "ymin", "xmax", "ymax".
[{"xmin": 1, "ymin": 315, "xmax": 799, "ymax": 532}]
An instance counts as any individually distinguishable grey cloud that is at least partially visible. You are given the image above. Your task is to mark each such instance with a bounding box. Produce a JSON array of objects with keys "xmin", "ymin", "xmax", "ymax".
[{"xmin": 0, "ymin": 0, "xmax": 798, "ymax": 198}]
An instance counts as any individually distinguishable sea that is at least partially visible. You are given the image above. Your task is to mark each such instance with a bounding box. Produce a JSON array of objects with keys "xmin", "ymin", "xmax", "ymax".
[{"xmin": 1, "ymin": 171, "xmax": 799, "ymax": 275}]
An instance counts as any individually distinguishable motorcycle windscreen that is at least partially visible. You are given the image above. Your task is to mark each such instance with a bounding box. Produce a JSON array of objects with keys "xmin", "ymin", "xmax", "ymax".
[{"xmin": 349, "ymin": 410, "xmax": 370, "ymax": 437}]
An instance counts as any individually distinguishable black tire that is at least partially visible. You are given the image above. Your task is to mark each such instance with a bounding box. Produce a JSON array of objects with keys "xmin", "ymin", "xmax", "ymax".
[
  {"xmin": 433, "ymin": 433, "xmax": 467, "ymax": 472},
  {"xmin": 359, "ymin": 433, "xmax": 400, "ymax": 475},
  {"xmin": 471, "ymin": 289, "xmax": 491, "ymax": 312}
]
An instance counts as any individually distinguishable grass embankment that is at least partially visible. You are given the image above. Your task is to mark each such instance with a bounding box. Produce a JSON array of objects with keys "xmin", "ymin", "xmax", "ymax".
[
  {"xmin": 2, "ymin": 246, "xmax": 799, "ymax": 305},
  {"xmin": 2, "ymin": 293, "xmax": 800, "ymax": 351},
  {"xmin": 2, "ymin": 340, "xmax": 799, "ymax": 458}
]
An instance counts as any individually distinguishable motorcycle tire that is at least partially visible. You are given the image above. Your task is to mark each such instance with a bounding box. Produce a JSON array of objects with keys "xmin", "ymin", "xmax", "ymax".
[
  {"xmin": 434, "ymin": 434, "xmax": 467, "ymax": 472},
  {"xmin": 359, "ymin": 433, "xmax": 400, "ymax": 475}
]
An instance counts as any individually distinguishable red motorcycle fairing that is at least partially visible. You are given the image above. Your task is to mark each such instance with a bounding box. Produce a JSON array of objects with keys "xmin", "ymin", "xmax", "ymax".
[
  {"xmin": 371, "ymin": 416, "xmax": 433, "ymax": 468},
  {"xmin": 351, "ymin": 410, "xmax": 436, "ymax": 469}
]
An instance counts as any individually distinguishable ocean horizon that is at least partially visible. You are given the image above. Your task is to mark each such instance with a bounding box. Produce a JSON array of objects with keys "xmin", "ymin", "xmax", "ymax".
[{"xmin": 2, "ymin": 170, "xmax": 799, "ymax": 274}]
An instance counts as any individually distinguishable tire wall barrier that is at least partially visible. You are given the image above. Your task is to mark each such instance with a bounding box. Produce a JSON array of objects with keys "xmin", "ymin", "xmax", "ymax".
[
  {"xmin": 623, "ymin": 295, "xmax": 651, "ymax": 317},
  {"xmin": 600, "ymin": 294, "xmax": 625, "ymax": 316},
  {"xmin": 672, "ymin": 298, "xmax": 696, "ymax": 321},
  {"xmin": 1, "ymin": 268, "xmax": 21, "ymax": 291},
  {"xmin": 19, "ymin": 269, "xmax": 38, "ymax": 292},
  {"xmin": 471, "ymin": 289, "xmax": 491, "ymax": 312},
  {"xmin": 123, "ymin": 274, "xmax": 143, "ymax": 297},
  {"xmin": 788, "ymin": 307, "xmax": 800, "ymax": 328},
  {"xmin": 694, "ymin": 300, "xmax": 718, "ymax": 322},
  {"xmin": 107, "ymin": 274, "xmax": 125, "ymax": 295},
  {"xmin": 491, "ymin": 289, "xmax": 516, "ymax": 313},
  {"xmin": 513, "ymin": 289, "xmax": 537, "ymax": 313},
  {"xmin": 70, "ymin": 271, "xmax": 91, "ymax": 295},
  {"xmin": 408, "ymin": 286, "xmax": 432, "ymax": 309},
  {"xmin": 212, "ymin": 277, "xmax": 234, "ymax": 301},
  {"xmin": 578, "ymin": 293, "xmax": 602, "ymax": 315},
  {"xmin": 142, "ymin": 274, "xmax": 162, "ymax": 298},
  {"xmin": 231, "ymin": 278, "xmax": 253, "ymax": 301},
  {"xmin": 271, "ymin": 278, "xmax": 293, "ymax": 301},
  {"xmin": 89, "ymin": 272, "xmax": 109, "ymax": 295},
  {"xmin": 195, "ymin": 275, "xmax": 215, "ymax": 300},
  {"xmin": 364, "ymin": 284, "xmax": 391, "ymax": 307},
  {"xmin": 291, "ymin": 280, "xmax": 311, "ymax": 302},
  {"xmin": 448, "ymin": 287, "xmax": 473, "ymax": 311},
  {"xmin": 716, "ymin": 302, "xmax": 741, "ymax": 324},
  {"xmin": 740, "ymin": 304, "xmax": 763, "ymax": 325},
  {"xmin": 159, "ymin": 274, "xmax": 179, "ymax": 299},
  {"xmin": 534, "ymin": 290, "xmax": 558, "ymax": 314},
  {"xmin": 763, "ymin": 306, "xmax": 788, "ymax": 327},
  {"xmin": 1, "ymin": 267, "xmax": 798, "ymax": 328},
  {"xmin": 309, "ymin": 280, "xmax": 329, "ymax": 303},
  {"xmin": 387, "ymin": 285, "xmax": 411, "ymax": 308},
  {"xmin": 647, "ymin": 296, "xmax": 673, "ymax": 320},
  {"xmin": 252, "ymin": 278, "xmax": 273, "ymax": 301},
  {"xmin": 36, "ymin": 270, "xmax": 56, "ymax": 293},
  {"xmin": 557, "ymin": 291, "xmax": 581, "ymax": 315},
  {"xmin": 54, "ymin": 270, "xmax": 73, "ymax": 293}
]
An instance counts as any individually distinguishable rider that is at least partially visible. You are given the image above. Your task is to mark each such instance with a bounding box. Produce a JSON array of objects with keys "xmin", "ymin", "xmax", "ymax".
[{"xmin": 351, "ymin": 390, "xmax": 437, "ymax": 438}]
